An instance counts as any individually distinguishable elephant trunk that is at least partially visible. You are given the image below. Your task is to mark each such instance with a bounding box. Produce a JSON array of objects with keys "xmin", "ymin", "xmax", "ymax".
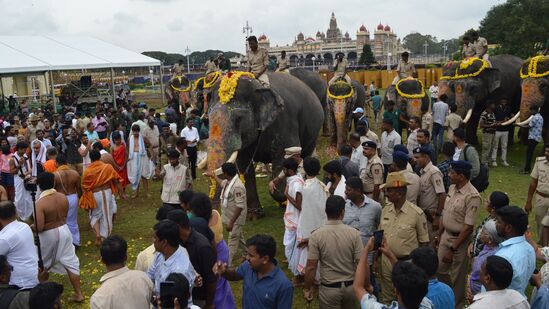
[
  {"xmin": 407, "ymin": 98, "xmax": 423, "ymax": 118},
  {"xmin": 520, "ymin": 79, "xmax": 545, "ymax": 121},
  {"xmin": 333, "ymin": 99, "xmax": 348, "ymax": 150}
]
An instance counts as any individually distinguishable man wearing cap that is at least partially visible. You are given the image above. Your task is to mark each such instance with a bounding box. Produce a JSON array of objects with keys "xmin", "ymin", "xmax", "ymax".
[
  {"xmin": 437, "ymin": 160, "xmax": 480, "ymax": 309},
  {"xmin": 391, "ymin": 151, "xmax": 420, "ymax": 205},
  {"xmin": 27, "ymin": 114, "xmax": 44, "ymax": 142},
  {"xmin": 247, "ymin": 36, "xmax": 270, "ymax": 87},
  {"xmin": 378, "ymin": 171, "xmax": 429, "ymax": 303},
  {"xmin": 414, "ymin": 146, "xmax": 446, "ymax": 243},
  {"xmin": 268, "ymin": 147, "xmax": 305, "ymax": 194},
  {"xmin": 396, "ymin": 52, "xmax": 416, "ymax": 81},
  {"xmin": 352, "ymin": 108, "xmax": 368, "ymax": 129},
  {"xmin": 380, "ymin": 119, "xmax": 402, "ymax": 177},
  {"xmin": 329, "ymin": 53, "xmax": 352, "ymax": 85},
  {"xmin": 525, "ymin": 142, "xmax": 549, "ymax": 245},
  {"xmin": 360, "ymin": 141, "xmax": 384, "ymax": 203}
]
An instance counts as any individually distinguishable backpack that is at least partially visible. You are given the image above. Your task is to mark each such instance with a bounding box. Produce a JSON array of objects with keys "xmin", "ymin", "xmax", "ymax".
[{"xmin": 464, "ymin": 145, "xmax": 489, "ymax": 192}]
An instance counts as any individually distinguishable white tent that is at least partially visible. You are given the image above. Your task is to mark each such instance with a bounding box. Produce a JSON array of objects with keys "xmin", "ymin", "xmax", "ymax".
[
  {"xmin": 0, "ymin": 35, "xmax": 162, "ymax": 107},
  {"xmin": 0, "ymin": 35, "xmax": 160, "ymax": 73}
]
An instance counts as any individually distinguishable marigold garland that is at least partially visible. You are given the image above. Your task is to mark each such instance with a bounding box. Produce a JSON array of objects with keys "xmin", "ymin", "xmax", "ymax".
[
  {"xmin": 520, "ymin": 55, "xmax": 549, "ymax": 79},
  {"xmin": 218, "ymin": 71, "xmax": 255, "ymax": 104},
  {"xmin": 440, "ymin": 58, "xmax": 490, "ymax": 80},
  {"xmin": 327, "ymin": 81, "xmax": 354, "ymax": 100},
  {"xmin": 204, "ymin": 71, "xmax": 221, "ymax": 89},
  {"xmin": 395, "ymin": 78, "xmax": 426, "ymax": 99},
  {"xmin": 192, "ymin": 77, "xmax": 205, "ymax": 90},
  {"xmin": 208, "ymin": 176, "xmax": 216, "ymax": 199},
  {"xmin": 170, "ymin": 75, "xmax": 191, "ymax": 92}
]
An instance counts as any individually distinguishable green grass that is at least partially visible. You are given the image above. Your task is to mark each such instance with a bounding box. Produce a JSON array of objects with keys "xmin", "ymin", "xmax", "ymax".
[{"xmin": 49, "ymin": 90, "xmax": 542, "ymax": 307}]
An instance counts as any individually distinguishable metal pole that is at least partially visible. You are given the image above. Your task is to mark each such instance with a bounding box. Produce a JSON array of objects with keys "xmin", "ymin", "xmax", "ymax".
[
  {"xmin": 110, "ymin": 68, "xmax": 117, "ymax": 110},
  {"xmin": 49, "ymin": 71, "xmax": 56, "ymax": 112},
  {"xmin": 0, "ymin": 76, "xmax": 5, "ymax": 103},
  {"xmin": 159, "ymin": 63, "xmax": 165, "ymax": 106}
]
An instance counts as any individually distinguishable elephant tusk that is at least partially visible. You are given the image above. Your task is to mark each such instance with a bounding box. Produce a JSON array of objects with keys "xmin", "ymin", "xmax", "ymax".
[
  {"xmin": 516, "ymin": 115, "xmax": 533, "ymax": 127},
  {"xmin": 197, "ymin": 155, "xmax": 208, "ymax": 169},
  {"xmin": 500, "ymin": 112, "xmax": 520, "ymax": 126},
  {"xmin": 226, "ymin": 151, "xmax": 239, "ymax": 164},
  {"xmin": 462, "ymin": 109, "xmax": 473, "ymax": 124}
]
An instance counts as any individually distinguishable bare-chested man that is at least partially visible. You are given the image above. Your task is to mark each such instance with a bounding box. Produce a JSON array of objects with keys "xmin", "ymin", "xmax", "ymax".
[
  {"xmin": 93, "ymin": 141, "xmax": 118, "ymax": 170},
  {"xmin": 34, "ymin": 172, "xmax": 84, "ymax": 302},
  {"xmin": 54, "ymin": 154, "xmax": 82, "ymax": 247}
]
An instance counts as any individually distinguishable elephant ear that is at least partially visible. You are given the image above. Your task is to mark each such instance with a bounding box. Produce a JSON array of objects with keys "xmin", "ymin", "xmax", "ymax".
[
  {"xmin": 253, "ymin": 88, "xmax": 285, "ymax": 131},
  {"xmin": 383, "ymin": 85, "xmax": 397, "ymax": 109},
  {"xmin": 483, "ymin": 68, "xmax": 502, "ymax": 93}
]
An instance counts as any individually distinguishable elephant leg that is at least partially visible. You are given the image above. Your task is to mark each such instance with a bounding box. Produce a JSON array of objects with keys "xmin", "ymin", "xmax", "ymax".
[
  {"xmin": 322, "ymin": 103, "xmax": 331, "ymax": 136},
  {"xmin": 465, "ymin": 111, "xmax": 481, "ymax": 145},
  {"xmin": 244, "ymin": 165, "xmax": 264, "ymax": 220}
]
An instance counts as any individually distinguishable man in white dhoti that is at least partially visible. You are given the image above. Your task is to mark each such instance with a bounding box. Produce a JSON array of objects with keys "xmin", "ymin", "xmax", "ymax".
[
  {"xmin": 282, "ymin": 158, "xmax": 303, "ymax": 282},
  {"xmin": 127, "ymin": 124, "xmax": 153, "ymax": 198},
  {"xmin": 79, "ymin": 150, "xmax": 124, "ymax": 245},
  {"xmin": 9, "ymin": 141, "xmax": 33, "ymax": 221},
  {"xmin": 34, "ymin": 172, "xmax": 84, "ymax": 302},
  {"xmin": 53, "ymin": 154, "xmax": 82, "ymax": 246},
  {"xmin": 296, "ymin": 157, "xmax": 328, "ymax": 275}
]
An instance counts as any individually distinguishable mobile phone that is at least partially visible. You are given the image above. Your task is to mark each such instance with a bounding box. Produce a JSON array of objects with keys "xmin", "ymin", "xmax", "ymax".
[
  {"xmin": 160, "ymin": 281, "xmax": 177, "ymax": 308},
  {"xmin": 373, "ymin": 230, "xmax": 384, "ymax": 250}
]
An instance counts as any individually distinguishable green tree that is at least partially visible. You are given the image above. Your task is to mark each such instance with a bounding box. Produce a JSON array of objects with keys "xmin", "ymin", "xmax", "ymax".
[
  {"xmin": 478, "ymin": 0, "xmax": 549, "ymax": 58},
  {"xmin": 358, "ymin": 44, "xmax": 376, "ymax": 65}
]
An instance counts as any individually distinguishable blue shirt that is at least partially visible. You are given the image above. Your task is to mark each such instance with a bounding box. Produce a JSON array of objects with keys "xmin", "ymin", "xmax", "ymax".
[
  {"xmin": 427, "ymin": 279, "xmax": 455, "ymax": 309},
  {"xmin": 236, "ymin": 260, "xmax": 293, "ymax": 309},
  {"xmin": 372, "ymin": 95, "xmax": 382, "ymax": 111},
  {"xmin": 529, "ymin": 113, "xmax": 544, "ymax": 142},
  {"xmin": 532, "ymin": 284, "xmax": 549, "ymax": 309},
  {"xmin": 495, "ymin": 236, "xmax": 536, "ymax": 295}
]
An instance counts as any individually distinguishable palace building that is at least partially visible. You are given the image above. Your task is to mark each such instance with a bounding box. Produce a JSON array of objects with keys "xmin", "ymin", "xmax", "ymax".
[{"xmin": 258, "ymin": 12, "xmax": 403, "ymax": 67}]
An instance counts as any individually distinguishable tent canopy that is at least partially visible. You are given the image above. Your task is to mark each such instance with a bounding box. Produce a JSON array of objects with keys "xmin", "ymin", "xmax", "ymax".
[{"xmin": 0, "ymin": 35, "xmax": 160, "ymax": 74}]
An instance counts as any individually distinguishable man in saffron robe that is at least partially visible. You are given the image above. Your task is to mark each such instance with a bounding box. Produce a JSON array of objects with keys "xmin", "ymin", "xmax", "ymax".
[
  {"xmin": 79, "ymin": 149, "xmax": 125, "ymax": 245},
  {"xmin": 111, "ymin": 131, "xmax": 128, "ymax": 193}
]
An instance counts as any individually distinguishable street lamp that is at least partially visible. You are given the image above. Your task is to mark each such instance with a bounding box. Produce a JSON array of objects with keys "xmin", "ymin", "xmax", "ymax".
[
  {"xmin": 243, "ymin": 21, "xmax": 253, "ymax": 52},
  {"xmin": 423, "ymin": 41, "xmax": 428, "ymax": 64},
  {"xmin": 387, "ymin": 53, "xmax": 392, "ymax": 71},
  {"xmin": 149, "ymin": 69, "xmax": 154, "ymax": 90},
  {"xmin": 122, "ymin": 70, "xmax": 126, "ymax": 84},
  {"xmin": 184, "ymin": 46, "xmax": 191, "ymax": 74},
  {"xmin": 442, "ymin": 40, "xmax": 448, "ymax": 62},
  {"xmin": 311, "ymin": 56, "xmax": 316, "ymax": 71}
]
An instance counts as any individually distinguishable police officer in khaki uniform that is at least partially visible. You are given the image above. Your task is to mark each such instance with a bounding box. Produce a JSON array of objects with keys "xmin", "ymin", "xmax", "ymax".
[
  {"xmin": 390, "ymin": 151, "xmax": 420, "ymax": 205},
  {"xmin": 268, "ymin": 146, "xmax": 305, "ymax": 194},
  {"xmin": 437, "ymin": 160, "xmax": 480, "ymax": 309},
  {"xmin": 303, "ymin": 195, "xmax": 363, "ymax": 308},
  {"xmin": 247, "ymin": 36, "xmax": 270, "ymax": 87},
  {"xmin": 378, "ymin": 171, "xmax": 429, "ymax": 304},
  {"xmin": 276, "ymin": 51, "xmax": 290, "ymax": 73},
  {"xmin": 413, "ymin": 146, "xmax": 446, "ymax": 243},
  {"xmin": 525, "ymin": 143, "xmax": 549, "ymax": 246},
  {"xmin": 360, "ymin": 141, "xmax": 384, "ymax": 202},
  {"xmin": 208, "ymin": 162, "xmax": 247, "ymax": 266}
]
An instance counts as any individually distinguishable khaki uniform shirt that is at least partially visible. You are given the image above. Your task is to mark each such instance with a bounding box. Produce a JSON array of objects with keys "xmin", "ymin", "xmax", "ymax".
[
  {"xmin": 361, "ymin": 155, "xmax": 384, "ymax": 194},
  {"xmin": 142, "ymin": 126, "xmax": 160, "ymax": 148},
  {"xmin": 473, "ymin": 37, "xmax": 488, "ymax": 57},
  {"xmin": 442, "ymin": 182, "xmax": 481, "ymax": 234},
  {"xmin": 360, "ymin": 131, "xmax": 380, "ymax": 148},
  {"xmin": 205, "ymin": 60, "xmax": 218, "ymax": 74},
  {"xmin": 247, "ymin": 48, "xmax": 269, "ymax": 76},
  {"xmin": 397, "ymin": 60, "xmax": 416, "ymax": 79},
  {"xmin": 308, "ymin": 220, "xmax": 363, "ymax": 284},
  {"xmin": 221, "ymin": 177, "xmax": 247, "ymax": 226},
  {"xmin": 173, "ymin": 63, "xmax": 183, "ymax": 75},
  {"xmin": 160, "ymin": 163, "xmax": 192, "ymax": 204},
  {"xmin": 463, "ymin": 43, "xmax": 475, "ymax": 58},
  {"xmin": 90, "ymin": 266, "xmax": 153, "ymax": 309},
  {"xmin": 277, "ymin": 56, "xmax": 289, "ymax": 70},
  {"xmin": 334, "ymin": 59, "xmax": 348, "ymax": 77},
  {"xmin": 403, "ymin": 170, "xmax": 420, "ymax": 205},
  {"xmin": 418, "ymin": 162, "xmax": 446, "ymax": 212},
  {"xmin": 531, "ymin": 157, "xmax": 549, "ymax": 194},
  {"xmin": 379, "ymin": 200, "xmax": 429, "ymax": 258},
  {"xmin": 27, "ymin": 123, "xmax": 44, "ymax": 141},
  {"xmin": 422, "ymin": 112, "xmax": 433, "ymax": 134}
]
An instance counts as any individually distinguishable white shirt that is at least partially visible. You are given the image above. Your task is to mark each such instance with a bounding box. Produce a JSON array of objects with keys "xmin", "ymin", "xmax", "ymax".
[
  {"xmin": 407, "ymin": 128, "xmax": 419, "ymax": 153},
  {"xmin": 180, "ymin": 126, "xmax": 200, "ymax": 147},
  {"xmin": 380, "ymin": 130, "xmax": 401, "ymax": 165},
  {"xmin": 429, "ymin": 85, "xmax": 439, "ymax": 98},
  {"xmin": 469, "ymin": 289, "xmax": 530, "ymax": 309},
  {"xmin": 351, "ymin": 146, "xmax": 366, "ymax": 168},
  {"xmin": 0, "ymin": 221, "xmax": 39, "ymax": 289},
  {"xmin": 432, "ymin": 101, "xmax": 449, "ymax": 125},
  {"xmin": 327, "ymin": 175, "xmax": 346, "ymax": 199},
  {"xmin": 160, "ymin": 163, "xmax": 192, "ymax": 204},
  {"xmin": 147, "ymin": 246, "xmax": 196, "ymax": 306}
]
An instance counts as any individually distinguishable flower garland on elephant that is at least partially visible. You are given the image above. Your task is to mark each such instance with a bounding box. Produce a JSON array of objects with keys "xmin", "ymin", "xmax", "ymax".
[
  {"xmin": 395, "ymin": 78, "xmax": 426, "ymax": 99},
  {"xmin": 440, "ymin": 58, "xmax": 490, "ymax": 80},
  {"xmin": 203, "ymin": 71, "xmax": 222, "ymax": 89},
  {"xmin": 520, "ymin": 55, "xmax": 549, "ymax": 79},
  {"xmin": 327, "ymin": 80, "xmax": 354, "ymax": 100},
  {"xmin": 170, "ymin": 75, "xmax": 191, "ymax": 92},
  {"xmin": 218, "ymin": 71, "xmax": 255, "ymax": 103}
]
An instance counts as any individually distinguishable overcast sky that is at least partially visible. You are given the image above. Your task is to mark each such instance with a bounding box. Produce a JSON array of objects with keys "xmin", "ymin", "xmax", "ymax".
[{"xmin": 0, "ymin": 0, "xmax": 500, "ymax": 55}]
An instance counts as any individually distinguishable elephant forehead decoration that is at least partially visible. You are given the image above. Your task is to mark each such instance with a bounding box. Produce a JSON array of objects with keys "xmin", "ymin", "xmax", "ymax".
[
  {"xmin": 520, "ymin": 55, "xmax": 549, "ymax": 79},
  {"xmin": 395, "ymin": 78, "xmax": 426, "ymax": 99},
  {"xmin": 203, "ymin": 71, "xmax": 222, "ymax": 89},
  {"xmin": 328, "ymin": 80, "xmax": 354, "ymax": 100},
  {"xmin": 170, "ymin": 75, "xmax": 191, "ymax": 92},
  {"xmin": 218, "ymin": 71, "xmax": 256, "ymax": 103},
  {"xmin": 441, "ymin": 58, "xmax": 490, "ymax": 80}
]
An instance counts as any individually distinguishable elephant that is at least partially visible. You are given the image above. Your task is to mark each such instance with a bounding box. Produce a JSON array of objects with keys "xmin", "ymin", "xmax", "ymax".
[
  {"xmin": 326, "ymin": 79, "xmax": 367, "ymax": 149},
  {"xmin": 200, "ymin": 72, "xmax": 324, "ymax": 216},
  {"xmin": 382, "ymin": 78, "xmax": 430, "ymax": 129},
  {"xmin": 164, "ymin": 75, "xmax": 192, "ymax": 128},
  {"xmin": 438, "ymin": 61, "xmax": 461, "ymax": 106},
  {"xmin": 448, "ymin": 55, "xmax": 523, "ymax": 144},
  {"xmin": 190, "ymin": 71, "xmax": 223, "ymax": 116},
  {"xmin": 517, "ymin": 55, "xmax": 549, "ymax": 142}
]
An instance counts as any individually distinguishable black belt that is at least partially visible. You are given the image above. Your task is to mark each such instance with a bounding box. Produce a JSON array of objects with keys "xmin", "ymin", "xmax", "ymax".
[
  {"xmin": 321, "ymin": 280, "xmax": 353, "ymax": 288},
  {"xmin": 397, "ymin": 255, "xmax": 410, "ymax": 261},
  {"xmin": 537, "ymin": 190, "xmax": 549, "ymax": 198}
]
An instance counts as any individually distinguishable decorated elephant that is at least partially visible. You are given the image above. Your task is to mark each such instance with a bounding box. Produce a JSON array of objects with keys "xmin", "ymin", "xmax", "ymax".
[
  {"xmin": 190, "ymin": 71, "xmax": 222, "ymax": 116},
  {"xmin": 164, "ymin": 75, "xmax": 192, "ymax": 128},
  {"xmin": 445, "ymin": 55, "xmax": 523, "ymax": 144},
  {"xmin": 200, "ymin": 71, "xmax": 324, "ymax": 216},
  {"xmin": 382, "ymin": 78, "xmax": 430, "ymax": 127},
  {"xmin": 438, "ymin": 61, "xmax": 461, "ymax": 106},
  {"xmin": 326, "ymin": 79, "xmax": 367, "ymax": 149},
  {"xmin": 517, "ymin": 55, "xmax": 549, "ymax": 141}
]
